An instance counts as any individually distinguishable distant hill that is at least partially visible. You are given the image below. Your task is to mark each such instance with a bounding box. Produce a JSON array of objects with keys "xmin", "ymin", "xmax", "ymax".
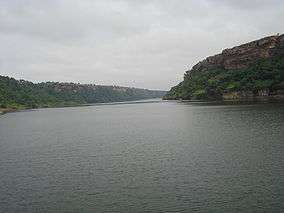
[
  {"xmin": 164, "ymin": 34, "xmax": 284, "ymax": 100},
  {"xmin": 0, "ymin": 75, "xmax": 167, "ymax": 109}
]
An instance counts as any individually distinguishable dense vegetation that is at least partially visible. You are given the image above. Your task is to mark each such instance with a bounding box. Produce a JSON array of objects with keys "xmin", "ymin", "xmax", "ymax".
[
  {"xmin": 164, "ymin": 56, "xmax": 284, "ymax": 100},
  {"xmin": 0, "ymin": 76, "xmax": 166, "ymax": 109}
]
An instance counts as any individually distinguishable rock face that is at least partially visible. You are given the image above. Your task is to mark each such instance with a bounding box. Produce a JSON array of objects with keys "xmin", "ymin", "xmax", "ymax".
[
  {"xmin": 164, "ymin": 34, "xmax": 284, "ymax": 101},
  {"xmin": 188, "ymin": 34, "xmax": 284, "ymax": 75}
]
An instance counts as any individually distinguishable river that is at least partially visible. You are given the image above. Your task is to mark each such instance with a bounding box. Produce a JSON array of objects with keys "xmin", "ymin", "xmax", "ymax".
[{"xmin": 0, "ymin": 100, "xmax": 283, "ymax": 212}]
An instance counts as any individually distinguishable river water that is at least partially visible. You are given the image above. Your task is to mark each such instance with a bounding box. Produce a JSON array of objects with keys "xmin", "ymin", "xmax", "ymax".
[{"xmin": 0, "ymin": 100, "xmax": 283, "ymax": 212}]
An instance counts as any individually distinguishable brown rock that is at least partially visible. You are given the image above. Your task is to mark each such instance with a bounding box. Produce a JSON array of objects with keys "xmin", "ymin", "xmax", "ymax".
[{"xmin": 188, "ymin": 34, "xmax": 284, "ymax": 75}]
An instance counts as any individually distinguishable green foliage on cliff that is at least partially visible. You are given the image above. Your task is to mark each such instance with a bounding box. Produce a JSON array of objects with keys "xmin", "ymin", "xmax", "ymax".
[
  {"xmin": 164, "ymin": 56, "xmax": 284, "ymax": 100},
  {"xmin": 0, "ymin": 76, "xmax": 166, "ymax": 109}
]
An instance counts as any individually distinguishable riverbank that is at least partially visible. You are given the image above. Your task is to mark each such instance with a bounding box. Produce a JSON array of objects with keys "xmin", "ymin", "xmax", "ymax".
[
  {"xmin": 221, "ymin": 90, "xmax": 284, "ymax": 101},
  {"xmin": 0, "ymin": 99, "xmax": 164, "ymax": 115},
  {"xmin": 0, "ymin": 101, "xmax": 99, "ymax": 115},
  {"xmin": 0, "ymin": 108, "xmax": 20, "ymax": 115},
  {"xmin": 0, "ymin": 104, "xmax": 89, "ymax": 115},
  {"xmin": 164, "ymin": 91, "xmax": 284, "ymax": 102}
]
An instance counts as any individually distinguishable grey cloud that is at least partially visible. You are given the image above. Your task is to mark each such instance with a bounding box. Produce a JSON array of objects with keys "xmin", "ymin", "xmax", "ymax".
[{"xmin": 0, "ymin": 0, "xmax": 283, "ymax": 90}]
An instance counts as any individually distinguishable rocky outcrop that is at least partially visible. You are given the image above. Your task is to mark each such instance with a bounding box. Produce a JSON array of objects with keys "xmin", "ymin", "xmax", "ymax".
[
  {"xmin": 188, "ymin": 34, "xmax": 284, "ymax": 75},
  {"xmin": 164, "ymin": 34, "xmax": 284, "ymax": 101}
]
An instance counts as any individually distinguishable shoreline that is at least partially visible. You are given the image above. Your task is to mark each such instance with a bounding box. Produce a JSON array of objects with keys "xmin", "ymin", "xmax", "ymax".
[
  {"xmin": 0, "ymin": 108, "xmax": 19, "ymax": 115},
  {"xmin": 0, "ymin": 98, "xmax": 163, "ymax": 115},
  {"xmin": 1, "ymin": 97, "xmax": 283, "ymax": 115},
  {"xmin": 164, "ymin": 94, "xmax": 284, "ymax": 102}
]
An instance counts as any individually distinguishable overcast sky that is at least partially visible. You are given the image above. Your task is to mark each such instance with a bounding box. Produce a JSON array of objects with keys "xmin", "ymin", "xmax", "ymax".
[{"xmin": 0, "ymin": 0, "xmax": 283, "ymax": 90}]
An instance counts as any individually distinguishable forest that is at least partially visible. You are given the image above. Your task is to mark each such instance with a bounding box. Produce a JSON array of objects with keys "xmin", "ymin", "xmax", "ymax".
[{"xmin": 0, "ymin": 76, "xmax": 166, "ymax": 109}]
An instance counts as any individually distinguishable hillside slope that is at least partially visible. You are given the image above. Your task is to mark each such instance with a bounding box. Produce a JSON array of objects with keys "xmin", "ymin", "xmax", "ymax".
[
  {"xmin": 164, "ymin": 34, "xmax": 284, "ymax": 100},
  {"xmin": 0, "ymin": 76, "xmax": 166, "ymax": 109}
]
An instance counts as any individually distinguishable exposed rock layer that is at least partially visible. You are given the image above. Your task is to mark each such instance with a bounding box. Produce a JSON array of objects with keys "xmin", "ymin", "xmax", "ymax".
[
  {"xmin": 188, "ymin": 34, "xmax": 284, "ymax": 75},
  {"xmin": 164, "ymin": 34, "xmax": 284, "ymax": 100}
]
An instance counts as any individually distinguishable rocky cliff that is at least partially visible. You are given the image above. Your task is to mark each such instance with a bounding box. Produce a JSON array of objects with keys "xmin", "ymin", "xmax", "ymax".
[
  {"xmin": 165, "ymin": 34, "xmax": 284, "ymax": 100},
  {"xmin": 189, "ymin": 34, "xmax": 284, "ymax": 74}
]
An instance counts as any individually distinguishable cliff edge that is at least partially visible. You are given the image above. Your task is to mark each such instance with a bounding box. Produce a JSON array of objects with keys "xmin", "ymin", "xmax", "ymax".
[
  {"xmin": 191, "ymin": 34, "xmax": 284, "ymax": 72},
  {"xmin": 165, "ymin": 34, "xmax": 284, "ymax": 100}
]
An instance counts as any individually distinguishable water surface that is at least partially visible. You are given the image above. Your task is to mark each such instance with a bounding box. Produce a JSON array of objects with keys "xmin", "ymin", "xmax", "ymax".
[{"xmin": 0, "ymin": 100, "xmax": 283, "ymax": 212}]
